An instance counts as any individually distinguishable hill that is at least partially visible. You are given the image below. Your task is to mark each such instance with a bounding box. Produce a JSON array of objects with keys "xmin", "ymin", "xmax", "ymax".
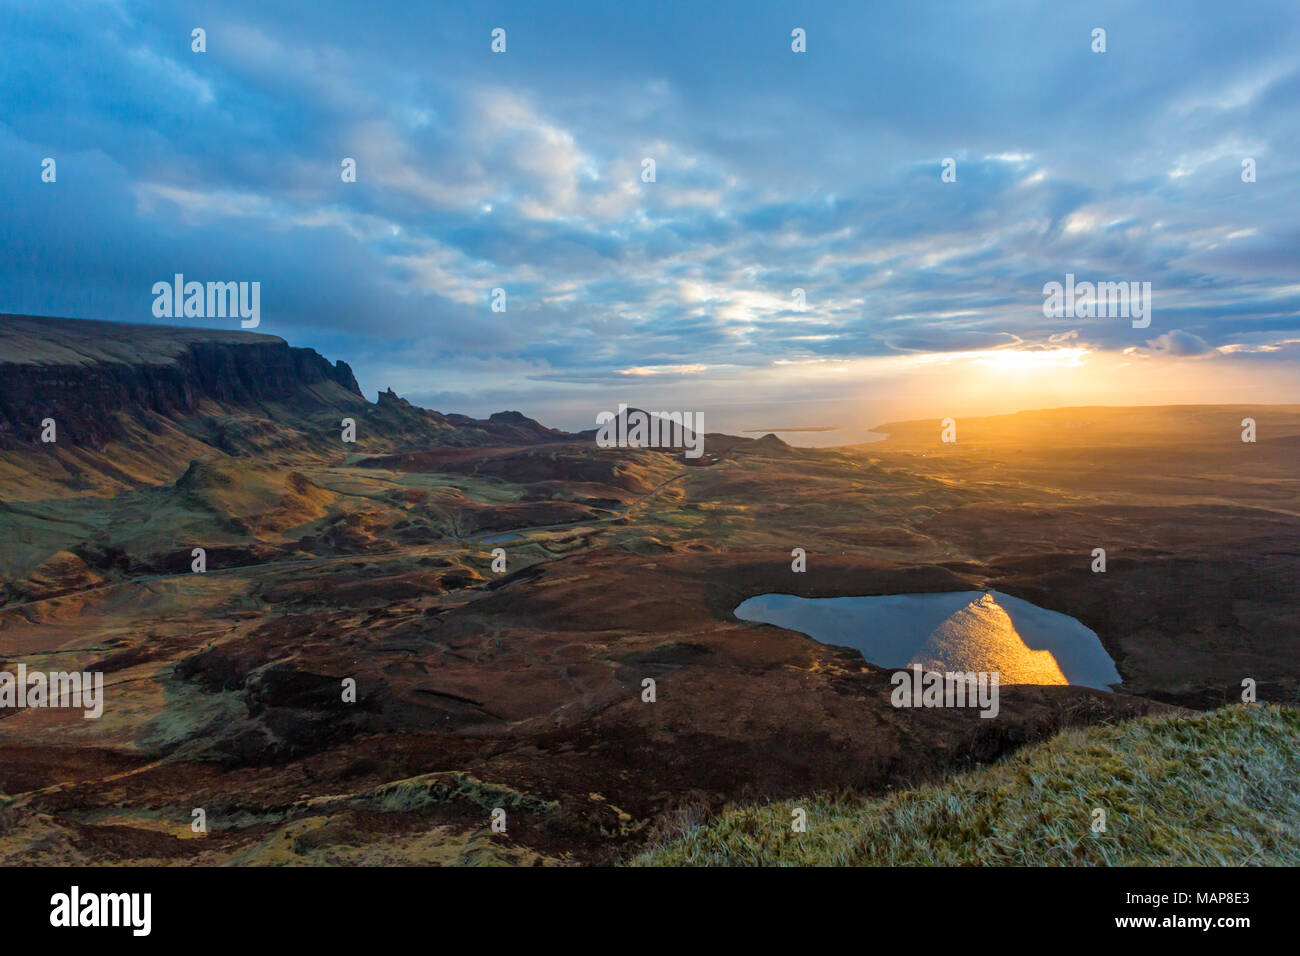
[
  {"xmin": 633, "ymin": 704, "xmax": 1300, "ymax": 866},
  {"xmin": 0, "ymin": 314, "xmax": 570, "ymax": 499}
]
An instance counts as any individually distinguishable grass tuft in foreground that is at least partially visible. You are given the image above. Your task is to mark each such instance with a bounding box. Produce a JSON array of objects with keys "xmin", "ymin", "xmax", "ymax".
[{"xmin": 632, "ymin": 704, "xmax": 1300, "ymax": 866}]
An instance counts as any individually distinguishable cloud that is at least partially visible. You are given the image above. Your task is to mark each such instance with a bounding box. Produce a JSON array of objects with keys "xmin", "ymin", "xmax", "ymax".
[
  {"xmin": 0, "ymin": 0, "xmax": 1297, "ymax": 428},
  {"xmin": 1146, "ymin": 330, "xmax": 1217, "ymax": 356},
  {"xmin": 617, "ymin": 364, "xmax": 709, "ymax": 376}
]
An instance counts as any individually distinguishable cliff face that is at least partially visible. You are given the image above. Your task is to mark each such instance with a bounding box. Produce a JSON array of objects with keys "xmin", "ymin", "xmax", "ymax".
[
  {"xmin": 0, "ymin": 314, "xmax": 578, "ymax": 503},
  {"xmin": 0, "ymin": 315, "xmax": 363, "ymax": 450}
]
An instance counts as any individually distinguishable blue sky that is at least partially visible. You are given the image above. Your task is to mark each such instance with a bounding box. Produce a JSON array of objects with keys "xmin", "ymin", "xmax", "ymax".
[{"xmin": 3, "ymin": 0, "xmax": 1299, "ymax": 442}]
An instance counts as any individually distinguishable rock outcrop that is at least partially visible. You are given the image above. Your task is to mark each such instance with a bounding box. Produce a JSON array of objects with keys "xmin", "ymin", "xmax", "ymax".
[{"xmin": 0, "ymin": 314, "xmax": 363, "ymax": 450}]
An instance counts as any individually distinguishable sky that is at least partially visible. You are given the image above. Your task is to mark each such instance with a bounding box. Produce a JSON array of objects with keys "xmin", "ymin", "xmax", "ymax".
[{"xmin": 3, "ymin": 0, "xmax": 1299, "ymax": 444}]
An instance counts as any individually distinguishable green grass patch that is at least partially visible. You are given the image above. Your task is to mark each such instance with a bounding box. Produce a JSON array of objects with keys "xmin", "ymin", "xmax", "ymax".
[{"xmin": 632, "ymin": 704, "xmax": 1300, "ymax": 866}]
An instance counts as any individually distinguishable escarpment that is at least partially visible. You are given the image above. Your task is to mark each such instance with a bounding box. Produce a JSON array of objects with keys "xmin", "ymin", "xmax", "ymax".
[{"xmin": 0, "ymin": 314, "xmax": 364, "ymax": 451}]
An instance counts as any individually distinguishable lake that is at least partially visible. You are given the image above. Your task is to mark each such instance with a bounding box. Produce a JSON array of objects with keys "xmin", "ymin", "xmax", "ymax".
[{"xmin": 734, "ymin": 590, "xmax": 1121, "ymax": 689}]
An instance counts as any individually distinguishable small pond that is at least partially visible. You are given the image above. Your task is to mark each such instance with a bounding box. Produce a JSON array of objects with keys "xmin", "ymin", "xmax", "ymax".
[{"xmin": 734, "ymin": 590, "xmax": 1120, "ymax": 689}]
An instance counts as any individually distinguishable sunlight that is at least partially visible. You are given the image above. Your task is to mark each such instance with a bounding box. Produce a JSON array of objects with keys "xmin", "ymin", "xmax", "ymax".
[{"xmin": 972, "ymin": 347, "xmax": 1091, "ymax": 371}]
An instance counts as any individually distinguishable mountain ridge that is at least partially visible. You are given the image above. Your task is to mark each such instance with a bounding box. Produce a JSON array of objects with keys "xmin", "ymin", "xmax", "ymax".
[{"xmin": 0, "ymin": 314, "xmax": 576, "ymax": 499}]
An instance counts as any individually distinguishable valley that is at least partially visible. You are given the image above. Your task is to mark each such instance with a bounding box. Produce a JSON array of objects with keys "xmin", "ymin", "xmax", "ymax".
[{"xmin": 1, "ymin": 315, "xmax": 1297, "ymax": 865}]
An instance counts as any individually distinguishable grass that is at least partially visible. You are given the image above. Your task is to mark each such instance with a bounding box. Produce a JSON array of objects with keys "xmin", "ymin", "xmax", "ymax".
[{"xmin": 631, "ymin": 704, "xmax": 1300, "ymax": 866}]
